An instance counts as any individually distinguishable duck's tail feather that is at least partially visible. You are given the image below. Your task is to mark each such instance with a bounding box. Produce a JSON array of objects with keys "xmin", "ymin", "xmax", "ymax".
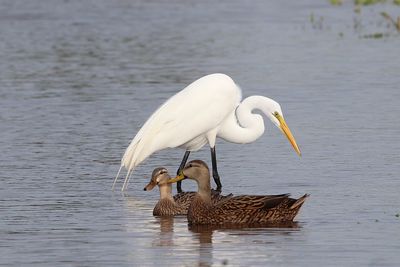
[{"xmin": 290, "ymin": 194, "xmax": 309, "ymax": 210}]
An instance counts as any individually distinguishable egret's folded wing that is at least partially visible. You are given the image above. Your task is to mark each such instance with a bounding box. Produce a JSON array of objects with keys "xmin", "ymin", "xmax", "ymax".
[{"xmin": 122, "ymin": 74, "xmax": 241, "ymax": 171}]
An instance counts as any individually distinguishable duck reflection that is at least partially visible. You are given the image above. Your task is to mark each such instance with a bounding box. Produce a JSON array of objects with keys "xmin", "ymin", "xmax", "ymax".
[
  {"xmin": 189, "ymin": 221, "xmax": 300, "ymax": 233},
  {"xmin": 188, "ymin": 225, "xmax": 213, "ymax": 267},
  {"xmin": 159, "ymin": 216, "xmax": 175, "ymax": 233},
  {"xmin": 150, "ymin": 215, "xmax": 303, "ymax": 266},
  {"xmin": 188, "ymin": 222, "xmax": 301, "ymax": 267},
  {"xmin": 152, "ymin": 216, "xmax": 175, "ymax": 247}
]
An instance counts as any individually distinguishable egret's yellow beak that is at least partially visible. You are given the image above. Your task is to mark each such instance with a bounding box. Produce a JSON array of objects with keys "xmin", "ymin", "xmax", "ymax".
[
  {"xmin": 276, "ymin": 114, "xmax": 301, "ymax": 156},
  {"xmin": 168, "ymin": 171, "xmax": 186, "ymax": 184}
]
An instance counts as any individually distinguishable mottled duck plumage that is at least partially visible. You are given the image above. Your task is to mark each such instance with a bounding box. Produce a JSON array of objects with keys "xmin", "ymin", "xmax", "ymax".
[
  {"xmin": 168, "ymin": 160, "xmax": 309, "ymax": 225},
  {"xmin": 144, "ymin": 167, "xmax": 232, "ymax": 216}
]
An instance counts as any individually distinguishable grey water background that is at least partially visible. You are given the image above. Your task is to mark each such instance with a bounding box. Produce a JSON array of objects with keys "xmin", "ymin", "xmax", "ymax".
[{"xmin": 1, "ymin": 0, "xmax": 399, "ymax": 266}]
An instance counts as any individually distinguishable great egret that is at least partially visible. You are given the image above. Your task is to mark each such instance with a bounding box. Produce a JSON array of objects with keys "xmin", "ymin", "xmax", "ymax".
[{"xmin": 113, "ymin": 73, "xmax": 301, "ymax": 192}]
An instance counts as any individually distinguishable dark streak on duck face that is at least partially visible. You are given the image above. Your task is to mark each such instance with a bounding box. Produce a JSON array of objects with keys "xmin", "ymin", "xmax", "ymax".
[
  {"xmin": 184, "ymin": 160, "xmax": 209, "ymax": 171},
  {"xmin": 152, "ymin": 167, "xmax": 168, "ymax": 180},
  {"xmin": 182, "ymin": 160, "xmax": 210, "ymax": 182},
  {"xmin": 144, "ymin": 167, "xmax": 169, "ymax": 191}
]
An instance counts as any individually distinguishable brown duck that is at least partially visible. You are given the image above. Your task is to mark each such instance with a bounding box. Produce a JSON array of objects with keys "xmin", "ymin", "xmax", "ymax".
[
  {"xmin": 144, "ymin": 167, "xmax": 232, "ymax": 216},
  {"xmin": 168, "ymin": 160, "xmax": 309, "ymax": 225}
]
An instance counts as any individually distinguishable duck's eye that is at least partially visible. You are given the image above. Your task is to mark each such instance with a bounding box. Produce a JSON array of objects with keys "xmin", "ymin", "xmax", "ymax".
[
  {"xmin": 159, "ymin": 170, "xmax": 166, "ymax": 175},
  {"xmin": 188, "ymin": 164, "xmax": 193, "ymax": 168}
]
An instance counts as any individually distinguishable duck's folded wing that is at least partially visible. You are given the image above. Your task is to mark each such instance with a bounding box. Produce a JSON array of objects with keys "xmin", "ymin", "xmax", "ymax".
[{"xmin": 215, "ymin": 194, "xmax": 290, "ymax": 211}]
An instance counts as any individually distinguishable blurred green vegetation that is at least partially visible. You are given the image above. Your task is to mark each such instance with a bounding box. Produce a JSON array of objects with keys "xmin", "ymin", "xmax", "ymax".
[
  {"xmin": 355, "ymin": 0, "xmax": 385, "ymax": 5},
  {"xmin": 329, "ymin": 0, "xmax": 343, "ymax": 5},
  {"xmin": 324, "ymin": 0, "xmax": 400, "ymax": 38},
  {"xmin": 381, "ymin": 12, "xmax": 400, "ymax": 31},
  {"xmin": 330, "ymin": 0, "xmax": 400, "ymax": 5}
]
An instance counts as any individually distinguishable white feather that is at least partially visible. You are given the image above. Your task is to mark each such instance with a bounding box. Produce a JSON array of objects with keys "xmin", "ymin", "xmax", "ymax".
[{"xmin": 113, "ymin": 73, "xmax": 300, "ymax": 191}]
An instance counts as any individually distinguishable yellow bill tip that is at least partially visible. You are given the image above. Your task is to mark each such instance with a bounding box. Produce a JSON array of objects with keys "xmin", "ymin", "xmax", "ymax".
[{"xmin": 277, "ymin": 115, "xmax": 301, "ymax": 157}]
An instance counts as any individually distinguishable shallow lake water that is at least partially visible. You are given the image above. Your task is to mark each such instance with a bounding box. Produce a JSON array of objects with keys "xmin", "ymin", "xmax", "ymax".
[{"xmin": 1, "ymin": 0, "xmax": 400, "ymax": 266}]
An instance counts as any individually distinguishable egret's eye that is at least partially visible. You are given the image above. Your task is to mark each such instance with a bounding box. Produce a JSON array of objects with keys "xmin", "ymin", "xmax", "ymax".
[{"xmin": 274, "ymin": 111, "xmax": 279, "ymax": 117}]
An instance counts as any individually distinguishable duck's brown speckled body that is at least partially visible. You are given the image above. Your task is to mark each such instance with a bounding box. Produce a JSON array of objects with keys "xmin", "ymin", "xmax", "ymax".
[
  {"xmin": 169, "ymin": 160, "xmax": 309, "ymax": 225},
  {"xmin": 187, "ymin": 192, "xmax": 308, "ymax": 225},
  {"xmin": 152, "ymin": 196, "xmax": 186, "ymax": 216},
  {"xmin": 144, "ymin": 167, "xmax": 232, "ymax": 216}
]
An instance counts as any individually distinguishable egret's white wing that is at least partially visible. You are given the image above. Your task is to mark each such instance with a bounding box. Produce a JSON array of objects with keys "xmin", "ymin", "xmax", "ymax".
[{"xmin": 122, "ymin": 74, "xmax": 241, "ymax": 172}]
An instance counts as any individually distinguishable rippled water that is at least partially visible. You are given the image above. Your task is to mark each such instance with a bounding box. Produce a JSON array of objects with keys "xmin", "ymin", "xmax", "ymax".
[{"xmin": 1, "ymin": 0, "xmax": 400, "ymax": 266}]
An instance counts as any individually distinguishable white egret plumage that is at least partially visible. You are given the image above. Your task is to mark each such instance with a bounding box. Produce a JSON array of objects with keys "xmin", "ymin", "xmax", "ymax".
[{"xmin": 113, "ymin": 73, "xmax": 301, "ymax": 192}]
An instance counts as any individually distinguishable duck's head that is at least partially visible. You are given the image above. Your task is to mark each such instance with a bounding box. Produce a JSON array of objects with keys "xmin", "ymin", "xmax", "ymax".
[
  {"xmin": 143, "ymin": 167, "xmax": 170, "ymax": 191},
  {"xmin": 168, "ymin": 160, "xmax": 209, "ymax": 184}
]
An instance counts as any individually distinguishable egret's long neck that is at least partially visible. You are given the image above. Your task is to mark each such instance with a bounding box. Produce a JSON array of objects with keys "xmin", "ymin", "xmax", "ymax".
[
  {"xmin": 218, "ymin": 96, "xmax": 275, "ymax": 144},
  {"xmin": 159, "ymin": 184, "xmax": 174, "ymax": 201}
]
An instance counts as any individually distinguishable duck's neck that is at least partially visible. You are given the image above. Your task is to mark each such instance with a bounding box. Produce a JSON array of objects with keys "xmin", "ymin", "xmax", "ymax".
[
  {"xmin": 159, "ymin": 184, "xmax": 174, "ymax": 201},
  {"xmin": 196, "ymin": 175, "xmax": 212, "ymax": 203}
]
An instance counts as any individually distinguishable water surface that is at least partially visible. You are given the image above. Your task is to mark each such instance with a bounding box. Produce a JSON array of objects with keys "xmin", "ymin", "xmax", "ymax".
[{"xmin": 1, "ymin": 0, "xmax": 400, "ymax": 266}]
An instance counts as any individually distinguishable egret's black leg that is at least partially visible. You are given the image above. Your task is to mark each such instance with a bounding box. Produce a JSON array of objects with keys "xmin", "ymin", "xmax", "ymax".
[
  {"xmin": 210, "ymin": 147, "xmax": 222, "ymax": 192},
  {"xmin": 177, "ymin": 151, "xmax": 190, "ymax": 193}
]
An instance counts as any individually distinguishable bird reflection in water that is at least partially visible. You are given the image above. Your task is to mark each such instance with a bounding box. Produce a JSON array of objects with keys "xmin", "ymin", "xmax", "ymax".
[
  {"xmin": 152, "ymin": 216, "xmax": 175, "ymax": 247},
  {"xmin": 151, "ymin": 215, "xmax": 303, "ymax": 266},
  {"xmin": 189, "ymin": 222, "xmax": 301, "ymax": 267}
]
